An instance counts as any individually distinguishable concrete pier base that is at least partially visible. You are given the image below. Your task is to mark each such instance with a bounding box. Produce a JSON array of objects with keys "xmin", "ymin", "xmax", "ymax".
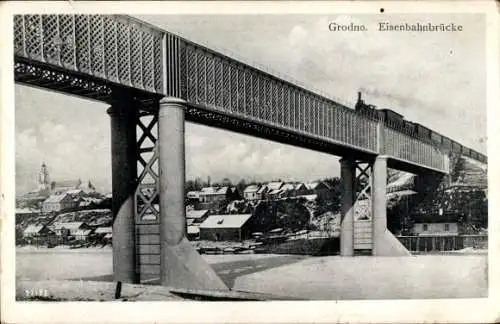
[
  {"xmin": 158, "ymin": 97, "xmax": 228, "ymax": 291},
  {"xmin": 107, "ymin": 101, "xmax": 138, "ymax": 284},
  {"xmin": 340, "ymin": 158, "xmax": 355, "ymax": 256},
  {"xmin": 372, "ymin": 156, "xmax": 410, "ymax": 256}
]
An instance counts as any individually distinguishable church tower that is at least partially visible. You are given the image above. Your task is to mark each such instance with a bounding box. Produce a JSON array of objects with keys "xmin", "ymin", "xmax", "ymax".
[{"xmin": 37, "ymin": 162, "xmax": 50, "ymax": 192}]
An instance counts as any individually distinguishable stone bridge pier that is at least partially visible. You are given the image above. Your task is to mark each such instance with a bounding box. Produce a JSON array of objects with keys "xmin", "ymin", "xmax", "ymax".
[
  {"xmin": 340, "ymin": 156, "xmax": 411, "ymax": 256},
  {"xmin": 108, "ymin": 96, "xmax": 228, "ymax": 291}
]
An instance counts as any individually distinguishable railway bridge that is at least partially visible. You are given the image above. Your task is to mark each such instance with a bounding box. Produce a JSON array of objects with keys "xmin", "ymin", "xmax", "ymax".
[{"xmin": 14, "ymin": 14, "xmax": 487, "ymax": 291}]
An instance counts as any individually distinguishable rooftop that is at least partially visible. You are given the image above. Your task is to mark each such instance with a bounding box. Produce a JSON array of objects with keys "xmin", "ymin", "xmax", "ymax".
[
  {"xmin": 266, "ymin": 182, "xmax": 284, "ymax": 191},
  {"xmin": 51, "ymin": 222, "xmax": 86, "ymax": 230},
  {"xmin": 186, "ymin": 209, "xmax": 209, "ymax": 219},
  {"xmin": 43, "ymin": 193, "xmax": 75, "ymax": 204},
  {"xmin": 243, "ymin": 185, "xmax": 260, "ymax": 193},
  {"xmin": 199, "ymin": 214, "xmax": 253, "ymax": 229},
  {"xmin": 23, "ymin": 224, "xmax": 48, "ymax": 234},
  {"xmin": 305, "ymin": 181, "xmax": 330, "ymax": 190},
  {"xmin": 94, "ymin": 227, "xmax": 112, "ymax": 234}
]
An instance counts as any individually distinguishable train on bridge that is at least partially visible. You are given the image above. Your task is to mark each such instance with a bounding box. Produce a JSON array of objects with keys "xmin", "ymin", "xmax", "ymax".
[{"xmin": 354, "ymin": 93, "xmax": 486, "ymax": 163}]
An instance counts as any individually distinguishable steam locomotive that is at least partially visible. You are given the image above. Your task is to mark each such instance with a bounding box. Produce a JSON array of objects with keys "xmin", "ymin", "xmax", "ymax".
[{"xmin": 354, "ymin": 92, "xmax": 486, "ymax": 163}]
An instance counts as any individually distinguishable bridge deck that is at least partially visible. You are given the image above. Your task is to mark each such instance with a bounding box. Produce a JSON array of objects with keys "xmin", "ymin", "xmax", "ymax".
[{"xmin": 13, "ymin": 14, "xmax": 487, "ymax": 174}]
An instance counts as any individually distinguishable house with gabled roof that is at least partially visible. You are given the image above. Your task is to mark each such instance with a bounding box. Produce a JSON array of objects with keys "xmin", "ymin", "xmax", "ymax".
[
  {"xmin": 280, "ymin": 183, "xmax": 296, "ymax": 197},
  {"xmin": 304, "ymin": 181, "xmax": 332, "ymax": 201},
  {"xmin": 199, "ymin": 214, "xmax": 253, "ymax": 241},
  {"xmin": 186, "ymin": 209, "xmax": 210, "ymax": 224},
  {"xmin": 295, "ymin": 183, "xmax": 309, "ymax": 196},
  {"xmin": 243, "ymin": 185, "xmax": 260, "ymax": 201},
  {"xmin": 197, "ymin": 186, "xmax": 233, "ymax": 211},
  {"xmin": 264, "ymin": 182, "xmax": 284, "ymax": 200},
  {"xmin": 51, "ymin": 221, "xmax": 90, "ymax": 236},
  {"xmin": 42, "ymin": 193, "xmax": 79, "ymax": 213},
  {"xmin": 23, "ymin": 224, "xmax": 54, "ymax": 238}
]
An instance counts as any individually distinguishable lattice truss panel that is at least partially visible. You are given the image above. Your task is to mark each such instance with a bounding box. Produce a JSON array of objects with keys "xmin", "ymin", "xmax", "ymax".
[
  {"xmin": 180, "ymin": 41, "xmax": 453, "ymax": 173},
  {"xmin": 182, "ymin": 42, "xmax": 379, "ymax": 153},
  {"xmin": 14, "ymin": 14, "xmax": 164, "ymax": 95},
  {"xmin": 135, "ymin": 111, "xmax": 160, "ymax": 223},
  {"xmin": 354, "ymin": 162, "xmax": 373, "ymax": 221},
  {"xmin": 384, "ymin": 127, "xmax": 446, "ymax": 172},
  {"xmin": 12, "ymin": 13, "xmax": 459, "ymax": 172}
]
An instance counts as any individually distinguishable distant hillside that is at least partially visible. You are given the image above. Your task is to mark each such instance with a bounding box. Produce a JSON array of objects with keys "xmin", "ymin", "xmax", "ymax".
[
  {"xmin": 387, "ymin": 155, "xmax": 488, "ymax": 234},
  {"xmin": 16, "ymin": 208, "xmax": 112, "ymax": 231}
]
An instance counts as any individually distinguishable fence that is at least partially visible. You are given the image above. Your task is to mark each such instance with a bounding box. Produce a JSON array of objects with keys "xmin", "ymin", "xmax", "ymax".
[
  {"xmin": 396, "ymin": 234, "xmax": 487, "ymax": 253},
  {"xmin": 18, "ymin": 234, "xmax": 111, "ymax": 247}
]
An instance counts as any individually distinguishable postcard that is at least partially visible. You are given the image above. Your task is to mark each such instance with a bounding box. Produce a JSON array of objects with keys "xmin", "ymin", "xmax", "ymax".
[{"xmin": 1, "ymin": 1, "xmax": 498, "ymax": 323}]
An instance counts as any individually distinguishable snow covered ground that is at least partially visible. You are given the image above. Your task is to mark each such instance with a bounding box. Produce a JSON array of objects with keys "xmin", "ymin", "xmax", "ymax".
[
  {"xmin": 16, "ymin": 247, "xmax": 488, "ymax": 300},
  {"xmin": 234, "ymin": 254, "xmax": 488, "ymax": 300}
]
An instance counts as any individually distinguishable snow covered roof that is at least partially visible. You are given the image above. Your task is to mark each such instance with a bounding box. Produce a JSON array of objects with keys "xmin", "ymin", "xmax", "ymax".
[
  {"xmin": 199, "ymin": 214, "xmax": 252, "ymax": 229},
  {"xmin": 281, "ymin": 183, "xmax": 295, "ymax": 191},
  {"xmin": 268, "ymin": 189, "xmax": 282, "ymax": 195},
  {"xmin": 73, "ymin": 229, "xmax": 92, "ymax": 236},
  {"xmin": 243, "ymin": 185, "xmax": 259, "ymax": 193},
  {"xmin": 95, "ymin": 227, "xmax": 112, "ymax": 234},
  {"xmin": 67, "ymin": 189, "xmax": 85, "ymax": 195},
  {"xmin": 295, "ymin": 183, "xmax": 307, "ymax": 190},
  {"xmin": 305, "ymin": 182, "xmax": 329, "ymax": 190},
  {"xmin": 266, "ymin": 182, "xmax": 283, "ymax": 191},
  {"xmin": 44, "ymin": 193, "xmax": 73, "ymax": 203},
  {"xmin": 256, "ymin": 186, "xmax": 268, "ymax": 194},
  {"xmin": 199, "ymin": 187, "xmax": 227, "ymax": 195},
  {"xmin": 187, "ymin": 191, "xmax": 200, "ymax": 198},
  {"xmin": 23, "ymin": 225, "xmax": 48, "ymax": 235},
  {"xmin": 16, "ymin": 208, "xmax": 41, "ymax": 214},
  {"xmin": 187, "ymin": 226, "xmax": 200, "ymax": 234},
  {"xmin": 216, "ymin": 186, "xmax": 229, "ymax": 194},
  {"xmin": 298, "ymin": 194, "xmax": 317, "ymax": 201},
  {"xmin": 52, "ymin": 222, "xmax": 85, "ymax": 230},
  {"xmin": 186, "ymin": 209, "xmax": 209, "ymax": 219}
]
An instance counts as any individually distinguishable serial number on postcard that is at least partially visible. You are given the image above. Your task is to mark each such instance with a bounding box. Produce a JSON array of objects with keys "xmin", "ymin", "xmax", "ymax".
[{"xmin": 24, "ymin": 288, "xmax": 50, "ymax": 298}]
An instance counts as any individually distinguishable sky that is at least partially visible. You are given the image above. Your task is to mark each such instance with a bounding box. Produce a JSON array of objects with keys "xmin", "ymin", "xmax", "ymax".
[{"xmin": 15, "ymin": 13, "xmax": 487, "ymax": 194}]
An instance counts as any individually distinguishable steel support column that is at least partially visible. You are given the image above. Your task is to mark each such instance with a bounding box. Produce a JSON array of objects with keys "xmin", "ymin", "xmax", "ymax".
[
  {"xmin": 107, "ymin": 100, "xmax": 138, "ymax": 284},
  {"xmin": 340, "ymin": 158, "xmax": 355, "ymax": 256},
  {"xmin": 372, "ymin": 155, "xmax": 388, "ymax": 256}
]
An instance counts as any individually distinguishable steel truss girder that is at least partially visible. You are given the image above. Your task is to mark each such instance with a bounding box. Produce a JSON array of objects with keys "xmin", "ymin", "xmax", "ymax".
[
  {"xmin": 14, "ymin": 14, "xmax": 163, "ymax": 95},
  {"xmin": 354, "ymin": 161, "xmax": 373, "ymax": 221},
  {"xmin": 13, "ymin": 13, "xmax": 467, "ymax": 172},
  {"xmin": 134, "ymin": 111, "xmax": 160, "ymax": 224},
  {"xmin": 14, "ymin": 57, "xmax": 163, "ymax": 104}
]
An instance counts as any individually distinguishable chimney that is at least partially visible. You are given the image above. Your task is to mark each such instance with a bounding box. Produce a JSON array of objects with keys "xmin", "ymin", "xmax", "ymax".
[{"xmin": 355, "ymin": 91, "xmax": 364, "ymax": 110}]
